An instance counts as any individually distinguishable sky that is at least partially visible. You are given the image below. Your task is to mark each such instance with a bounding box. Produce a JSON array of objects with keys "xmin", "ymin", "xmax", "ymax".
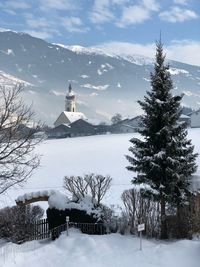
[{"xmin": 0, "ymin": 0, "xmax": 200, "ymax": 65}]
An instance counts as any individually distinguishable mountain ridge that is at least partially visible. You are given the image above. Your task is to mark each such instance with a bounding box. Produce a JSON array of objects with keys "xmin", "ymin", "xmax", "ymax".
[{"xmin": 0, "ymin": 30, "xmax": 199, "ymax": 125}]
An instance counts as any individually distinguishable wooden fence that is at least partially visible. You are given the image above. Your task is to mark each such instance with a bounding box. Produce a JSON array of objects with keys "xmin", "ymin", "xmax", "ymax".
[
  {"xmin": 22, "ymin": 219, "xmax": 106, "ymax": 242},
  {"xmin": 32, "ymin": 218, "xmax": 50, "ymax": 240}
]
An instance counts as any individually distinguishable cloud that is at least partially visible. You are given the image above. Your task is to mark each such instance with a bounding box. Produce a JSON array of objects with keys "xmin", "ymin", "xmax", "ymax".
[
  {"xmin": 159, "ymin": 6, "xmax": 198, "ymax": 23},
  {"xmin": 25, "ymin": 30, "xmax": 53, "ymax": 40},
  {"xmin": 94, "ymin": 41, "xmax": 155, "ymax": 58},
  {"xmin": 173, "ymin": 0, "xmax": 188, "ymax": 5},
  {"xmin": 90, "ymin": 0, "xmax": 160, "ymax": 26},
  {"xmin": 93, "ymin": 40, "xmax": 200, "ymax": 66},
  {"xmin": 62, "ymin": 17, "xmax": 89, "ymax": 33},
  {"xmin": 38, "ymin": 0, "xmax": 76, "ymax": 11},
  {"xmin": 117, "ymin": 6, "xmax": 150, "ymax": 27},
  {"xmin": 117, "ymin": 0, "xmax": 160, "ymax": 27},
  {"xmin": 142, "ymin": 0, "xmax": 160, "ymax": 11},
  {"xmin": 166, "ymin": 40, "xmax": 200, "ymax": 66},
  {"xmin": 25, "ymin": 15, "xmax": 50, "ymax": 29},
  {"xmin": 1, "ymin": 0, "xmax": 31, "ymax": 9},
  {"xmin": 90, "ymin": 0, "xmax": 116, "ymax": 24}
]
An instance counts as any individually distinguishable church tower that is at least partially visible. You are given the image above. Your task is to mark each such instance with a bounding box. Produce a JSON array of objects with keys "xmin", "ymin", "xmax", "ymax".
[{"xmin": 65, "ymin": 83, "xmax": 76, "ymax": 112}]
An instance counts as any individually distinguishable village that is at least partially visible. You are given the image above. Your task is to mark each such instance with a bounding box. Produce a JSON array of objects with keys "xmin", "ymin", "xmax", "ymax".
[{"xmin": 46, "ymin": 83, "xmax": 200, "ymax": 139}]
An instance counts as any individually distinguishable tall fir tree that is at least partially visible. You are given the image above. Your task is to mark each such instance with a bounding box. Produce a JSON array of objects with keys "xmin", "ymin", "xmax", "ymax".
[{"xmin": 126, "ymin": 40, "xmax": 198, "ymax": 239}]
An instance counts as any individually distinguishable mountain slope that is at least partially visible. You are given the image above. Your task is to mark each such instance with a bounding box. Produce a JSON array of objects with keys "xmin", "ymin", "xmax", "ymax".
[{"xmin": 0, "ymin": 30, "xmax": 199, "ymax": 125}]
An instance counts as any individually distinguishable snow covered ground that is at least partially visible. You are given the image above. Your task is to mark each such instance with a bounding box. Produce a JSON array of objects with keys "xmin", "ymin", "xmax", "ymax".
[
  {"xmin": 0, "ymin": 130, "xmax": 200, "ymax": 266},
  {"xmin": 1, "ymin": 129, "xmax": 200, "ymax": 211},
  {"xmin": 0, "ymin": 229, "xmax": 200, "ymax": 267}
]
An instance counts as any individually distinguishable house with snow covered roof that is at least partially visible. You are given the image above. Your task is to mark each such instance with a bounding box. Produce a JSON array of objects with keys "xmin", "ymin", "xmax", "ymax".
[
  {"xmin": 189, "ymin": 109, "xmax": 200, "ymax": 128},
  {"xmin": 54, "ymin": 84, "xmax": 86, "ymax": 127},
  {"xmin": 111, "ymin": 116, "xmax": 142, "ymax": 133},
  {"xmin": 178, "ymin": 114, "xmax": 191, "ymax": 126}
]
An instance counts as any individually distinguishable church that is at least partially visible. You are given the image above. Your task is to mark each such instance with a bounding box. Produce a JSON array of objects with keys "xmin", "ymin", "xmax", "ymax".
[{"xmin": 54, "ymin": 84, "xmax": 86, "ymax": 127}]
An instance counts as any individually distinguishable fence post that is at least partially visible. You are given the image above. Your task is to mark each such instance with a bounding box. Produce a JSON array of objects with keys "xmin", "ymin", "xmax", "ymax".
[{"xmin": 66, "ymin": 216, "xmax": 69, "ymax": 236}]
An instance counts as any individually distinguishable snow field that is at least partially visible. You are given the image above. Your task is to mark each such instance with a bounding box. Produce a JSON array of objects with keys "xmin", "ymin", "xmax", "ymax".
[
  {"xmin": 0, "ymin": 229, "xmax": 200, "ymax": 267},
  {"xmin": 1, "ymin": 129, "xmax": 200, "ymax": 210}
]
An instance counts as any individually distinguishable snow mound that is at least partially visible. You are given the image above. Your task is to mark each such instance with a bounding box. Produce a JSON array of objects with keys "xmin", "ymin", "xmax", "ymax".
[{"xmin": 1, "ymin": 230, "xmax": 200, "ymax": 267}]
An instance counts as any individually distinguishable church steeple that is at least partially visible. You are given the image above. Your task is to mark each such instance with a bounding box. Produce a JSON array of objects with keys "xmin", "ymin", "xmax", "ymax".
[
  {"xmin": 69, "ymin": 83, "xmax": 72, "ymax": 93},
  {"xmin": 65, "ymin": 83, "xmax": 76, "ymax": 112}
]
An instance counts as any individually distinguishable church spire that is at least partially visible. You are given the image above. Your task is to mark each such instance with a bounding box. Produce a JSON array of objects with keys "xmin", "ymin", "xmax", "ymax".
[
  {"xmin": 68, "ymin": 83, "xmax": 72, "ymax": 94},
  {"xmin": 65, "ymin": 83, "xmax": 76, "ymax": 112}
]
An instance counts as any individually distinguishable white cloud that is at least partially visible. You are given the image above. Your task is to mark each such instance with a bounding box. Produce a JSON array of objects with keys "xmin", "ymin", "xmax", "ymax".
[
  {"xmin": 39, "ymin": 0, "xmax": 76, "ymax": 11},
  {"xmin": 2, "ymin": 0, "xmax": 31, "ymax": 9},
  {"xmin": 25, "ymin": 30, "xmax": 53, "ymax": 40},
  {"xmin": 90, "ymin": 0, "xmax": 115, "ymax": 24},
  {"xmin": 26, "ymin": 16, "xmax": 50, "ymax": 29},
  {"xmin": 117, "ymin": 6, "xmax": 150, "ymax": 27},
  {"xmin": 159, "ymin": 7, "xmax": 198, "ymax": 23},
  {"xmin": 62, "ymin": 17, "xmax": 89, "ymax": 33},
  {"xmin": 94, "ymin": 41, "xmax": 155, "ymax": 58},
  {"xmin": 117, "ymin": 0, "xmax": 160, "ymax": 27},
  {"xmin": 166, "ymin": 40, "xmax": 200, "ymax": 66},
  {"xmin": 142, "ymin": 0, "xmax": 160, "ymax": 11},
  {"xmin": 173, "ymin": 0, "xmax": 188, "ymax": 5},
  {"xmin": 90, "ymin": 0, "xmax": 160, "ymax": 25},
  {"xmin": 93, "ymin": 40, "xmax": 200, "ymax": 66}
]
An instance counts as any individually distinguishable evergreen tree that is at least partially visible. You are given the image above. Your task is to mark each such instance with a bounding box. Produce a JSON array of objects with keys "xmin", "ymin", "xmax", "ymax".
[{"xmin": 126, "ymin": 40, "xmax": 198, "ymax": 239}]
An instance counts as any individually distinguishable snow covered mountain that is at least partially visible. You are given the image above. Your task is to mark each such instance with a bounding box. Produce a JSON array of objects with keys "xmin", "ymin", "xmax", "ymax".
[{"xmin": 0, "ymin": 30, "xmax": 199, "ymax": 125}]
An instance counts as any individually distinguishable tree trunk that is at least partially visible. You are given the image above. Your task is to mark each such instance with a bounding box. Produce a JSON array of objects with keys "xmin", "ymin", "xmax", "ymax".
[{"xmin": 160, "ymin": 197, "xmax": 168, "ymax": 239}]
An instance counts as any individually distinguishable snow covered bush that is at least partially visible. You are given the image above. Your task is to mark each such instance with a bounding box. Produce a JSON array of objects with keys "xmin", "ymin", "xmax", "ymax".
[
  {"xmin": 0, "ymin": 204, "xmax": 44, "ymax": 243},
  {"xmin": 47, "ymin": 194, "xmax": 108, "ymax": 239}
]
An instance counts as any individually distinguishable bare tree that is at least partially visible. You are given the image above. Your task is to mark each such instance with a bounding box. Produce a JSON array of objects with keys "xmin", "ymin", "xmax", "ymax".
[
  {"xmin": 0, "ymin": 84, "xmax": 43, "ymax": 194},
  {"xmin": 63, "ymin": 173, "xmax": 112, "ymax": 205},
  {"xmin": 111, "ymin": 113, "xmax": 122, "ymax": 124}
]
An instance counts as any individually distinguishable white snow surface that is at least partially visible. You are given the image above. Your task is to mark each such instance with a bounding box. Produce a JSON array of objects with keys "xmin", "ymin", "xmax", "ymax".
[
  {"xmin": 0, "ymin": 229, "xmax": 200, "ymax": 267},
  {"xmin": 1, "ymin": 129, "xmax": 200, "ymax": 210},
  {"xmin": 56, "ymin": 44, "xmax": 115, "ymax": 58},
  {"xmin": 0, "ymin": 130, "xmax": 200, "ymax": 266}
]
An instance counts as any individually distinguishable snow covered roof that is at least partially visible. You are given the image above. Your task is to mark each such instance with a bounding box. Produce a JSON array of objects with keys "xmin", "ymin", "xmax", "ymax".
[
  {"xmin": 180, "ymin": 114, "xmax": 190, "ymax": 119},
  {"xmin": 63, "ymin": 111, "xmax": 87, "ymax": 124},
  {"xmin": 188, "ymin": 109, "xmax": 200, "ymax": 116}
]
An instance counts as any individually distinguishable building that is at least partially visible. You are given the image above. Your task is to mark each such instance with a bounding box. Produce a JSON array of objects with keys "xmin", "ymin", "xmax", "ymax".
[
  {"xmin": 111, "ymin": 116, "xmax": 142, "ymax": 134},
  {"xmin": 48, "ymin": 124, "xmax": 71, "ymax": 139},
  {"xmin": 178, "ymin": 114, "xmax": 191, "ymax": 126},
  {"xmin": 190, "ymin": 109, "xmax": 200, "ymax": 128},
  {"xmin": 54, "ymin": 84, "xmax": 86, "ymax": 127},
  {"xmin": 69, "ymin": 119, "xmax": 96, "ymax": 137}
]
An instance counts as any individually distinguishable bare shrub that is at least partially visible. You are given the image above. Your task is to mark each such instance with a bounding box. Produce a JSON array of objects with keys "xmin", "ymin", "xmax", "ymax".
[
  {"xmin": 0, "ymin": 205, "xmax": 44, "ymax": 243},
  {"xmin": 121, "ymin": 188, "xmax": 160, "ymax": 237},
  {"xmin": 64, "ymin": 173, "xmax": 112, "ymax": 205}
]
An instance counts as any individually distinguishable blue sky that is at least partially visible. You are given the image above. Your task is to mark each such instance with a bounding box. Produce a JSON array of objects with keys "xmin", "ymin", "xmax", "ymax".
[{"xmin": 0, "ymin": 0, "xmax": 200, "ymax": 65}]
